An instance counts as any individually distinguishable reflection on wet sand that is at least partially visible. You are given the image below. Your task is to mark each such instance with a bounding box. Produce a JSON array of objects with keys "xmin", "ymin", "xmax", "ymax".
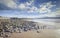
[{"xmin": 9, "ymin": 29, "xmax": 60, "ymax": 38}]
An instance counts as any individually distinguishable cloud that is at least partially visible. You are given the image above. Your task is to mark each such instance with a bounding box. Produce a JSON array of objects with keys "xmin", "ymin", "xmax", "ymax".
[
  {"xmin": 27, "ymin": 6, "xmax": 38, "ymax": 13},
  {"xmin": 41, "ymin": 8, "xmax": 60, "ymax": 17},
  {"xmin": 0, "ymin": 0, "xmax": 34, "ymax": 10},
  {"xmin": 26, "ymin": 2, "xmax": 32, "ymax": 6},
  {"xmin": 17, "ymin": 1, "xmax": 56, "ymax": 14},
  {"xmin": 0, "ymin": 0, "xmax": 57, "ymax": 18},
  {"xmin": 18, "ymin": 0, "xmax": 34, "ymax": 10},
  {"xmin": 18, "ymin": 3, "xmax": 26, "ymax": 10},
  {"xmin": 55, "ymin": 8, "xmax": 60, "ymax": 17},
  {"xmin": 0, "ymin": 3, "xmax": 12, "ymax": 10},
  {"xmin": 7, "ymin": 0, "xmax": 17, "ymax": 9},
  {"xmin": 37, "ymin": 2, "xmax": 56, "ymax": 13},
  {"xmin": 0, "ymin": 0, "xmax": 17, "ymax": 9},
  {"xmin": 0, "ymin": 0, "xmax": 56, "ymax": 13}
]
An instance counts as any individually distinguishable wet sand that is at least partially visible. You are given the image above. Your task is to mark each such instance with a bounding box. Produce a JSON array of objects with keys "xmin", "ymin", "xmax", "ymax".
[
  {"xmin": 0, "ymin": 29, "xmax": 60, "ymax": 38},
  {"xmin": 8, "ymin": 29, "xmax": 60, "ymax": 38}
]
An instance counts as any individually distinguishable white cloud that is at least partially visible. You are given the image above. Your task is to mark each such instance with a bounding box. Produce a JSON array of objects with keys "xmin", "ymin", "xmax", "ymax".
[
  {"xmin": 0, "ymin": 0, "xmax": 56, "ymax": 12},
  {"xmin": 0, "ymin": 0, "xmax": 17, "ymax": 9},
  {"xmin": 26, "ymin": 2, "xmax": 32, "ymax": 6},
  {"xmin": 38, "ymin": 2, "xmax": 56, "ymax": 14},
  {"xmin": 18, "ymin": 1, "xmax": 56, "ymax": 14},
  {"xmin": 27, "ymin": 6, "xmax": 38, "ymax": 13},
  {"xmin": 7, "ymin": 0, "xmax": 17, "ymax": 8},
  {"xmin": 55, "ymin": 9, "xmax": 60, "ymax": 17},
  {"xmin": 18, "ymin": 4, "xmax": 26, "ymax": 10},
  {"xmin": 31, "ymin": 8, "xmax": 60, "ymax": 17},
  {"xmin": 0, "ymin": 0, "xmax": 56, "ymax": 17},
  {"xmin": 17, "ymin": 0, "xmax": 35, "ymax": 12},
  {"xmin": 41, "ymin": 8, "xmax": 60, "ymax": 17}
]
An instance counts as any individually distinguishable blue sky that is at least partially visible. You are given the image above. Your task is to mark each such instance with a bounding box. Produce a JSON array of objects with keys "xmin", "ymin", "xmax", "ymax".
[{"xmin": 0, "ymin": 0, "xmax": 60, "ymax": 18}]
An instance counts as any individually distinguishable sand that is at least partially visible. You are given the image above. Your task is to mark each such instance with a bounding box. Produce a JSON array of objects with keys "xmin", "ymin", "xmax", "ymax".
[{"xmin": 7, "ymin": 29, "xmax": 60, "ymax": 38}]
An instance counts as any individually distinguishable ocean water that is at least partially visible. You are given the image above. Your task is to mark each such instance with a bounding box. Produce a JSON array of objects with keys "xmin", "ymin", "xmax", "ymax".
[
  {"xmin": 32, "ymin": 19, "xmax": 60, "ymax": 22},
  {"xmin": 26, "ymin": 19, "xmax": 60, "ymax": 23}
]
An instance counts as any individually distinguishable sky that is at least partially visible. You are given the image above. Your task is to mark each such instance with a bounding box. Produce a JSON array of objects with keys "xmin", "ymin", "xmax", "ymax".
[{"xmin": 0, "ymin": 0, "xmax": 60, "ymax": 18}]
